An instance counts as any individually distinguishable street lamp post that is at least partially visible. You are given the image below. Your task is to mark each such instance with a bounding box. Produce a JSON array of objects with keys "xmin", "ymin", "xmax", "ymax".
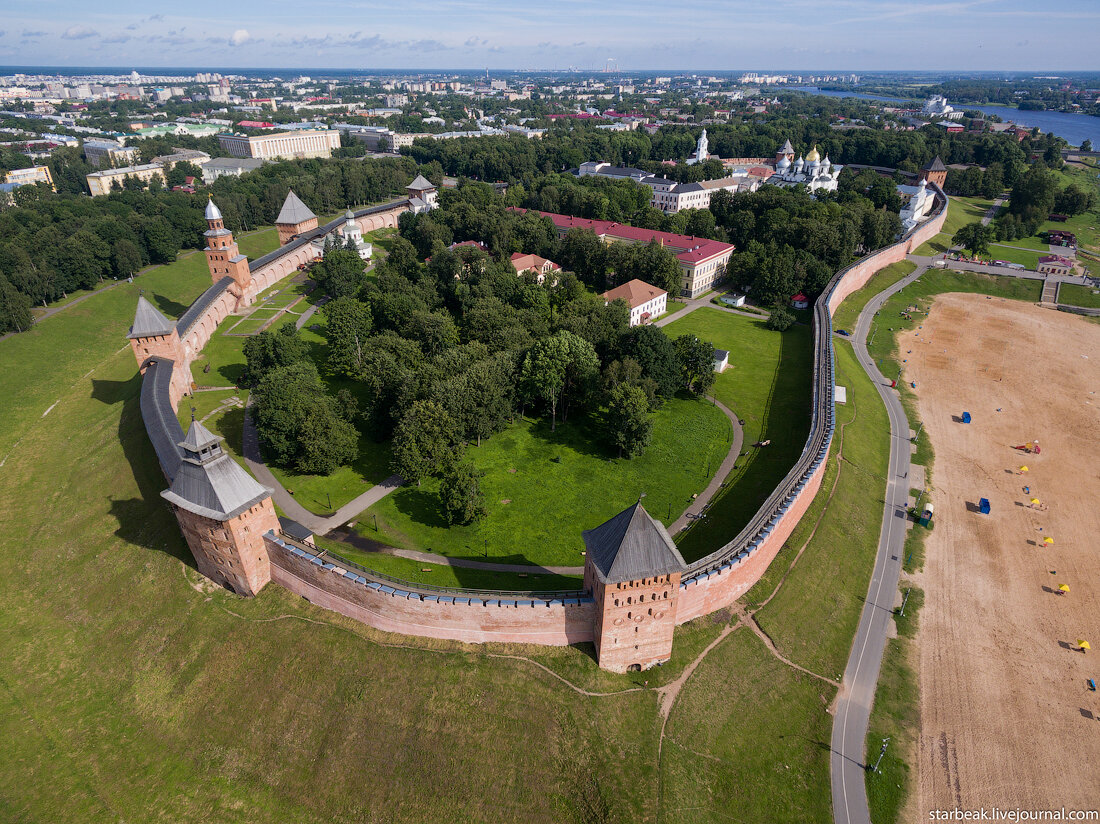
[{"xmin": 870, "ymin": 737, "xmax": 891, "ymax": 773}]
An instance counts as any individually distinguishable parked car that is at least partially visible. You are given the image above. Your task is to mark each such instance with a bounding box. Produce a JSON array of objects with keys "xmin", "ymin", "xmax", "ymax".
[{"xmin": 836, "ymin": 329, "xmax": 850, "ymax": 337}]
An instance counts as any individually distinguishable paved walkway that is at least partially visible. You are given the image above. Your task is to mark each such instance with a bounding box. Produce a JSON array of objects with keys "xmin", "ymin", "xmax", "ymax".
[
  {"xmin": 831, "ymin": 261, "xmax": 928, "ymax": 824},
  {"xmin": 668, "ymin": 396, "xmax": 744, "ymax": 534},
  {"xmin": 295, "ymin": 295, "xmax": 328, "ymax": 330},
  {"xmin": 241, "ymin": 399, "xmax": 404, "ymax": 536}
]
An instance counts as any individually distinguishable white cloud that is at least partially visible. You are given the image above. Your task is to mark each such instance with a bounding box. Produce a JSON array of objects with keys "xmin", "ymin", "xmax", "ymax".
[
  {"xmin": 62, "ymin": 25, "xmax": 98, "ymax": 40},
  {"xmin": 230, "ymin": 29, "xmax": 250, "ymax": 46}
]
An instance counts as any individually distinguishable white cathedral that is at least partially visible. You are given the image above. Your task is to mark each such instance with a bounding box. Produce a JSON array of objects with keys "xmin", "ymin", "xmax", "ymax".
[{"xmin": 768, "ymin": 138, "xmax": 841, "ymax": 192}]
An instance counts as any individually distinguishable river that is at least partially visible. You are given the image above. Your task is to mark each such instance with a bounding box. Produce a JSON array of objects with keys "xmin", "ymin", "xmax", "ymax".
[{"xmin": 792, "ymin": 86, "xmax": 1100, "ymax": 148}]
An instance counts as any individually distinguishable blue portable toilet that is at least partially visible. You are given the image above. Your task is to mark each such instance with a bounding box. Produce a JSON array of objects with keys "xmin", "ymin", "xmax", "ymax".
[
  {"xmin": 979, "ymin": 497, "xmax": 991, "ymax": 515},
  {"xmin": 962, "ymin": 411, "xmax": 972, "ymax": 424}
]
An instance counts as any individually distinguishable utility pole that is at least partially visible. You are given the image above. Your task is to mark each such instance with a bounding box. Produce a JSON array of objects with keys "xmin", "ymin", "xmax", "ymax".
[
  {"xmin": 913, "ymin": 421, "xmax": 924, "ymax": 442},
  {"xmin": 870, "ymin": 737, "xmax": 891, "ymax": 773}
]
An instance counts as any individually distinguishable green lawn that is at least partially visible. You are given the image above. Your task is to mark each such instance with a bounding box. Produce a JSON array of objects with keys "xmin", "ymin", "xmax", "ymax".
[
  {"xmin": 658, "ymin": 299, "xmax": 689, "ymax": 318},
  {"xmin": 362, "ymin": 396, "xmax": 732, "ymax": 568},
  {"xmin": 661, "ymin": 626, "xmax": 836, "ymax": 823},
  {"xmin": 1059, "ymin": 282, "xmax": 1100, "ymax": 308},
  {"xmin": 832, "ymin": 260, "xmax": 917, "ymax": 332},
  {"xmin": 313, "ymin": 535, "xmax": 583, "ymax": 592},
  {"xmin": 663, "ymin": 308, "xmax": 814, "ymax": 562},
  {"xmin": 913, "ymin": 195, "xmax": 997, "ymax": 257},
  {"xmin": 987, "ymin": 244, "xmax": 1042, "ymax": 269},
  {"xmin": 225, "ymin": 314, "xmax": 279, "ymax": 336},
  {"xmin": 913, "ymin": 232, "xmax": 953, "ymax": 257},
  {"xmin": 267, "ymin": 432, "xmax": 394, "ymax": 514}
]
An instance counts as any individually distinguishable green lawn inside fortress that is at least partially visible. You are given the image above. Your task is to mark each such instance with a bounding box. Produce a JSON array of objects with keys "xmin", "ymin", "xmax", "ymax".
[
  {"xmin": 664, "ymin": 308, "xmax": 814, "ymax": 562},
  {"xmin": 361, "ymin": 395, "xmax": 731, "ymax": 569}
]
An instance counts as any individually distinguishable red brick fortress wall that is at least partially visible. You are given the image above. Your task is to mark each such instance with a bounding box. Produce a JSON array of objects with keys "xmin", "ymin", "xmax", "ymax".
[{"xmin": 266, "ymin": 534, "xmax": 596, "ymax": 646}]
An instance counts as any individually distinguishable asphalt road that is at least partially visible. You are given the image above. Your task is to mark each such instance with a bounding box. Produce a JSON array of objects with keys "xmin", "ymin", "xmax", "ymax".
[{"xmin": 830, "ymin": 263, "xmax": 928, "ymax": 824}]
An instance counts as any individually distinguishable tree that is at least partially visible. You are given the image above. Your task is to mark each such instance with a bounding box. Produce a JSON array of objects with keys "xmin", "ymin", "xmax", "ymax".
[
  {"xmin": 605, "ymin": 384, "xmax": 652, "ymax": 458},
  {"xmin": 251, "ymin": 361, "xmax": 358, "ymax": 475},
  {"xmin": 673, "ymin": 334, "xmax": 716, "ymax": 396},
  {"xmin": 1082, "ymin": 139, "xmax": 1093, "ymax": 152},
  {"xmin": 314, "ymin": 247, "xmax": 366, "ymax": 298},
  {"xmin": 0, "ymin": 273, "xmax": 34, "ymax": 334},
  {"xmin": 620, "ymin": 324, "xmax": 679, "ymax": 399},
  {"xmin": 765, "ymin": 305, "xmax": 795, "ymax": 331},
  {"xmin": 520, "ymin": 330, "xmax": 599, "ymax": 430},
  {"xmin": 952, "ymin": 222, "xmax": 994, "ymax": 258},
  {"xmin": 242, "ymin": 323, "xmax": 307, "ymax": 385},
  {"xmin": 111, "ymin": 239, "xmax": 144, "ymax": 279},
  {"xmin": 391, "ymin": 400, "xmax": 459, "ymax": 486},
  {"xmin": 438, "ymin": 461, "xmax": 487, "ymax": 525},
  {"xmin": 323, "ymin": 297, "xmax": 374, "ymax": 377}
]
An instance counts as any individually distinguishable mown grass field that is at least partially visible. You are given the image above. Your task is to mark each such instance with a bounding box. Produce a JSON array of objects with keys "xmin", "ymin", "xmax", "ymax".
[
  {"xmin": 1059, "ymin": 282, "xmax": 1100, "ymax": 308},
  {"xmin": 664, "ymin": 308, "xmax": 813, "ymax": 562},
  {"xmin": 913, "ymin": 194, "xmax": 996, "ymax": 257},
  {"xmin": 832, "ymin": 260, "xmax": 918, "ymax": 332},
  {"xmin": 363, "ymin": 396, "xmax": 732, "ymax": 568}
]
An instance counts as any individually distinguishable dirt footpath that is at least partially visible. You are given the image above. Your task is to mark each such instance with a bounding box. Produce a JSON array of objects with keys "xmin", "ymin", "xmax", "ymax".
[{"xmin": 898, "ymin": 293, "xmax": 1100, "ymax": 816}]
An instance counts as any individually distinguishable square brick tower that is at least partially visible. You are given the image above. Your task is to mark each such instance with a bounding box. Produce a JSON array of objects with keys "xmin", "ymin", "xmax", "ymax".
[
  {"xmin": 160, "ymin": 418, "xmax": 279, "ymax": 595},
  {"xmin": 203, "ymin": 198, "xmax": 251, "ymax": 292},
  {"xmin": 918, "ymin": 155, "xmax": 948, "ymax": 188},
  {"xmin": 128, "ymin": 295, "xmax": 190, "ymax": 404},
  {"xmin": 274, "ymin": 189, "xmax": 318, "ymax": 245},
  {"xmin": 582, "ymin": 503, "xmax": 688, "ymax": 673}
]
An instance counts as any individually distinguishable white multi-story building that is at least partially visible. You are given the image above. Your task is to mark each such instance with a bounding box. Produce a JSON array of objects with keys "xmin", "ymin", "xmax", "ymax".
[
  {"xmin": 576, "ymin": 161, "xmax": 750, "ymax": 214},
  {"xmin": 217, "ymin": 129, "xmax": 341, "ymax": 160},
  {"xmin": 602, "ymin": 279, "xmax": 668, "ymax": 326},
  {"xmin": 83, "ymin": 139, "xmax": 139, "ymax": 169}
]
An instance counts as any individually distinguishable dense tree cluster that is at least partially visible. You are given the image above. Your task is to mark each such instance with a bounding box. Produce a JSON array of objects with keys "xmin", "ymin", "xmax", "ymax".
[
  {"xmin": 711, "ymin": 182, "xmax": 900, "ymax": 307},
  {"xmin": 994, "ymin": 162, "xmax": 1096, "ymax": 240}
]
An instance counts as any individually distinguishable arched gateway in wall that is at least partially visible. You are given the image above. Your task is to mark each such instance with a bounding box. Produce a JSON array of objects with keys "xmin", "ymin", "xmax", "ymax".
[{"xmin": 128, "ymin": 183, "xmax": 949, "ymax": 673}]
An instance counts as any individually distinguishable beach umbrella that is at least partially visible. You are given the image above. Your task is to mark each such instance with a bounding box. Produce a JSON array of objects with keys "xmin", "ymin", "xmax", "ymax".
[
  {"xmin": 1077, "ymin": 639, "xmax": 1091, "ymax": 651},
  {"xmin": 1044, "ymin": 536, "xmax": 1055, "ymax": 545},
  {"xmin": 1059, "ymin": 584, "xmax": 1070, "ymax": 593},
  {"xmin": 1030, "ymin": 498, "xmax": 1041, "ymax": 505}
]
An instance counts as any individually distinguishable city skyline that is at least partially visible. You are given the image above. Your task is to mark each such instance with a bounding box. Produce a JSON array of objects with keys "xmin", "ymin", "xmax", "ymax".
[{"xmin": 2, "ymin": 0, "xmax": 1099, "ymax": 72}]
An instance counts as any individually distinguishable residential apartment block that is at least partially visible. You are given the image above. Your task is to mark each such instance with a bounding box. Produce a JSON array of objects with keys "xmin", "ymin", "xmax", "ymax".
[{"xmin": 217, "ymin": 129, "xmax": 341, "ymax": 160}]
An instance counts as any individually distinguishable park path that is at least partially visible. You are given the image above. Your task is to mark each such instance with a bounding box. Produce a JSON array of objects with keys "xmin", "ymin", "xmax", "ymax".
[
  {"xmin": 667, "ymin": 397, "xmax": 744, "ymax": 534},
  {"xmin": 294, "ymin": 295, "xmax": 329, "ymax": 330},
  {"xmin": 241, "ymin": 399, "xmax": 404, "ymax": 536}
]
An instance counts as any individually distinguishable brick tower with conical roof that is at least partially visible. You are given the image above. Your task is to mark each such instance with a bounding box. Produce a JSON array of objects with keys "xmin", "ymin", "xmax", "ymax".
[
  {"xmin": 582, "ymin": 503, "xmax": 688, "ymax": 673},
  {"xmin": 203, "ymin": 197, "xmax": 252, "ymax": 292},
  {"xmin": 918, "ymin": 156, "xmax": 948, "ymax": 188},
  {"xmin": 274, "ymin": 189, "xmax": 318, "ymax": 245},
  {"xmin": 127, "ymin": 294, "xmax": 190, "ymax": 404},
  {"xmin": 162, "ymin": 417, "xmax": 279, "ymax": 595}
]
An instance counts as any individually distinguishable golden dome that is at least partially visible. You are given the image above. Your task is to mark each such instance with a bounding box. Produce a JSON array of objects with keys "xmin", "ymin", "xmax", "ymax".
[{"xmin": 805, "ymin": 145, "xmax": 821, "ymax": 162}]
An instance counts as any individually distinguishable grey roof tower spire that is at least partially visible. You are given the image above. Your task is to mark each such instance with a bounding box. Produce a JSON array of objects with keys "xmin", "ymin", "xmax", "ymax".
[
  {"xmin": 275, "ymin": 190, "xmax": 316, "ymax": 225},
  {"xmin": 161, "ymin": 419, "xmax": 273, "ymax": 521},
  {"xmin": 128, "ymin": 295, "xmax": 175, "ymax": 339},
  {"xmin": 583, "ymin": 503, "xmax": 687, "ymax": 584}
]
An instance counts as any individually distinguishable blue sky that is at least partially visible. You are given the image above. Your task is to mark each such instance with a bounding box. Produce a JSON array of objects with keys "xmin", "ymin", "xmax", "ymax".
[{"xmin": 1, "ymin": 0, "xmax": 1098, "ymax": 71}]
